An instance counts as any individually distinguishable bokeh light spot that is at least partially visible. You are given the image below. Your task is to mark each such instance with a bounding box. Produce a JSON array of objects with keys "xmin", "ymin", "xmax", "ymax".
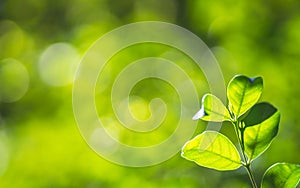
[
  {"xmin": 38, "ymin": 42, "xmax": 80, "ymax": 86},
  {"xmin": 0, "ymin": 58, "xmax": 30, "ymax": 103}
]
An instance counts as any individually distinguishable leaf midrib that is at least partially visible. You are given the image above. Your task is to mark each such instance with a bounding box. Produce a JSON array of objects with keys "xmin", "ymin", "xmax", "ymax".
[
  {"xmin": 199, "ymin": 147, "xmax": 241, "ymax": 165},
  {"xmin": 236, "ymin": 81, "xmax": 248, "ymax": 116},
  {"xmin": 206, "ymin": 107, "xmax": 230, "ymax": 120}
]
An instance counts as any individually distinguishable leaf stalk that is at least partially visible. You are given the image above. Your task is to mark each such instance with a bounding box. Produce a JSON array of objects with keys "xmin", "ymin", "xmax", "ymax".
[
  {"xmin": 244, "ymin": 164, "xmax": 258, "ymax": 188},
  {"xmin": 233, "ymin": 120, "xmax": 258, "ymax": 188}
]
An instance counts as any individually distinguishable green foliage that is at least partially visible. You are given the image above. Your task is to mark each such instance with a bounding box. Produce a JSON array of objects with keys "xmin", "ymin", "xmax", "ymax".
[
  {"xmin": 181, "ymin": 131, "xmax": 241, "ymax": 171},
  {"xmin": 2, "ymin": 1, "xmax": 300, "ymax": 187},
  {"xmin": 227, "ymin": 75, "xmax": 263, "ymax": 118},
  {"xmin": 182, "ymin": 75, "xmax": 300, "ymax": 188},
  {"xmin": 262, "ymin": 163, "xmax": 300, "ymax": 188},
  {"xmin": 192, "ymin": 94, "xmax": 231, "ymax": 122},
  {"xmin": 243, "ymin": 103, "xmax": 280, "ymax": 161}
]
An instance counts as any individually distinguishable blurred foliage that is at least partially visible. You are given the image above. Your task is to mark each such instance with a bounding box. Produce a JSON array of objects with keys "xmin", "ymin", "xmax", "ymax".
[{"xmin": 0, "ymin": 0, "xmax": 300, "ymax": 187}]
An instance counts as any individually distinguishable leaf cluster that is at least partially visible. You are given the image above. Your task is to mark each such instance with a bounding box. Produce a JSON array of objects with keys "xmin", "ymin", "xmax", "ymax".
[{"xmin": 182, "ymin": 75, "xmax": 300, "ymax": 188}]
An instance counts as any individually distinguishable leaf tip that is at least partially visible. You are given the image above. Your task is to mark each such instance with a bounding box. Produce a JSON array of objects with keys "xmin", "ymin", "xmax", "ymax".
[
  {"xmin": 192, "ymin": 107, "xmax": 206, "ymax": 120},
  {"xmin": 249, "ymin": 77, "xmax": 256, "ymax": 83}
]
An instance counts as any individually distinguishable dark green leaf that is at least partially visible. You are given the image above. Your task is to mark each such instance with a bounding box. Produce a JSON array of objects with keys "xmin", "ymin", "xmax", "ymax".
[
  {"xmin": 243, "ymin": 102, "xmax": 277, "ymax": 127},
  {"xmin": 244, "ymin": 105, "xmax": 280, "ymax": 161},
  {"xmin": 192, "ymin": 94, "xmax": 231, "ymax": 122},
  {"xmin": 227, "ymin": 75, "xmax": 263, "ymax": 118},
  {"xmin": 262, "ymin": 163, "xmax": 300, "ymax": 188},
  {"xmin": 181, "ymin": 131, "xmax": 241, "ymax": 171}
]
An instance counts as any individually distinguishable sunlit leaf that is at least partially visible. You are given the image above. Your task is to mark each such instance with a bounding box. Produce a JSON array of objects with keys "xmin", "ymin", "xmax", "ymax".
[
  {"xmin": 227, "ymin": 75, "xmax": 263, "ymax": 118},
  {"xmin": 192, "ymin": 94, "xmax": 231, "ymax": 122},
  {"xmin": 262, "ymin": 163, "xmax": 300, "ymax": 188},
  {"xmin": 181, "ymin": 131, "xmax": 241, "ymax": 171},
  {"xmin": 243, "ymin": 103, "xmax": 280, "ymax": 161}
]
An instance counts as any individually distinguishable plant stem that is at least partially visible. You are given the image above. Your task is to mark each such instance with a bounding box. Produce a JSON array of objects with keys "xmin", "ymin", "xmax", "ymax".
[
  {"xmin": 232, "ymin": 121, "xmax": 247, "ymax": 162},
  {"xmin": 244, "ymin": 164, "xmax": 258, "ymax": 188},
  {"xmin": 232, "ymin": 120, "xmax": 258, "ymax": 188},
  {"xmin": 239, "ymin": 128, "xmax": 248, "ymax": 164}
]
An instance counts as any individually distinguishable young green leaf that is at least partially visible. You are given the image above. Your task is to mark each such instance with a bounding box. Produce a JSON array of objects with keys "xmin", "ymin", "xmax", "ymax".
[
  {"xmin": 192, "ymin": 94, "xmax": 231, "ymax": 122},
  {"xmin": 227, "ymin": 75, "xmax": 263, "ymax": 118},
  {"xmin": 243, "ymin": 103, "xmax": 280, "ymax": 161},
  {"xmin": 181, "ymin": 131, "xmax": 241, "ymax": 171},
  {"xmin": 262, "ymin": 163, "xmax": 300, "ymax": 188}
]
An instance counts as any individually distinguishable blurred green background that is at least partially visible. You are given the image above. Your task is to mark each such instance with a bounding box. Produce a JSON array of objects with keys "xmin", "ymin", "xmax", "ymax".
[{"xmin": 1, "ymin": 0, "xmax": 300, "ymax": 187}]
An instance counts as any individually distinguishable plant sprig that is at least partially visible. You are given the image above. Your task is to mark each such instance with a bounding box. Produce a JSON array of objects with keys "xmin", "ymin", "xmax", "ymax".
[{"xmin": 181, "ymin": 75, "xmax": 300, "ymax": 188}]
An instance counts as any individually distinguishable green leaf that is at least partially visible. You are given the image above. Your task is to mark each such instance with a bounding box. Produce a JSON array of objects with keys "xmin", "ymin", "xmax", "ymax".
[
  {"xmin": 192, "ymin": 94, "xmax": 231, "ymax": 122},
  {"xmin": 227, "ymin": 75, "xmax": 263, "ymax": 118},
  {"xmin": 262, "ymin": 163, "xmax": 300, "ymax": 188},
  {"xmin": 181, "ymin": 131, "xmax": 241, "ymax": 171},
  {"xmin": 243, "ymin": 102, "xmax": 277, "ymax": 128},
  {"xmin": 243, "ymin": 103, "xmax": 280, "ymax": 161}
]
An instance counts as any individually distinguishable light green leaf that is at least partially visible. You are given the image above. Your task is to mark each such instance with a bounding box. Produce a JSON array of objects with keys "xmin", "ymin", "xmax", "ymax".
[
  {"xmin": 262, "ymin": 163, "xmax": 300, "ymax": 188},
  {"xmin": 243, "ymin": 103, "xmax": 280, "ymax": 161},
  {"xmin": 192, "ymin": 94, "xmax": 231, "ymax": 122},
  {"xmin": 181, "ymin": 131, "xmax": 241, "ymax": 171},
  {"xmin": 227, "ymin": 75, "xmax": 263, "ymax": 118}
]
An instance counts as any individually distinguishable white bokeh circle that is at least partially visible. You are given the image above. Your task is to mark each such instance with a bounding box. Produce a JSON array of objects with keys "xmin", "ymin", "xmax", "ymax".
[
  {"xmin": 73, "ymin": 21, "xmax": 226, "ymax": 167},
  {"xmin": 38, "ymin": 42, "xmax": 80, "ymax": 87}
]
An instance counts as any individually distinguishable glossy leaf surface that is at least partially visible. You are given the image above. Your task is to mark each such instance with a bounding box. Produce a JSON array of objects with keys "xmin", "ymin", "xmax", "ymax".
[
  {"xmin": 227, "ymin": 75, "xmax": 263, "ymax": 118},
  {"xmin": 181, "ymin": 131, "xmax": 241, "ymax": 171}
]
